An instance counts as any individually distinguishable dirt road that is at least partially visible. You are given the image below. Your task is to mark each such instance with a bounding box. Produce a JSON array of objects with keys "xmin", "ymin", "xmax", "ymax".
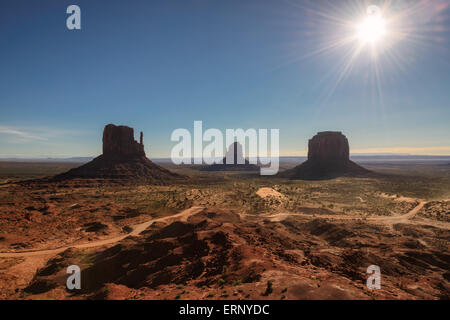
[
  {"xmin": 262, "ymin": 200, "xmax": 450, "ymax": 230},
  {"xmin": 0, "ymin": 206, "xmax": 204, "ymax": 258},
  {"xmin": 1, "ymin": 201, "xmax": 446, "ymax": 258}
]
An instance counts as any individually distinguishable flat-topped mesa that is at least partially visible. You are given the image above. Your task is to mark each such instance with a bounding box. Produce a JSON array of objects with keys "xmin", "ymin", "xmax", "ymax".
[
  {"xmin": 102, "ymin": 124, "xmax": 145, "ymax": 157},
  {"xmin": 308, "ymin": 131, "xmax": 349, "ymax": 164}
]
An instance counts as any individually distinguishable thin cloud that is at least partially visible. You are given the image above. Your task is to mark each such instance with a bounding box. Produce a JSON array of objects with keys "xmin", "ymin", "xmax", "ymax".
[
  {"xmin": 280, "ymin": 146, "xmax": 450, "ymax": 156},
  {"xmin": 0, "ymin": 125, "xmax": 87, "ymax": 143},
  {"xmin": 0, "ymin": 125, "xmax": 48, "ymax": 141},
  {"xmin": 352, "ymin": 146, "xmax": 450, "ymax": 155}
]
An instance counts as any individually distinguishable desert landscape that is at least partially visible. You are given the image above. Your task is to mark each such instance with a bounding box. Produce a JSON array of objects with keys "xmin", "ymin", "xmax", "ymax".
[
  {"xmin": 1, "ymin": 1, "xmax": 449, "ymax": 306},
  {"xmin": 0, "ymin": 125, "xmax": 448, "ymax": 300}
]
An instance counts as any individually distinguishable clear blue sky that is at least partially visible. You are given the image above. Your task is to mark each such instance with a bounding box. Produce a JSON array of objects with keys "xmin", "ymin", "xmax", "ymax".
[{"xmin": 1, "ymin": 0, "xmax": 449, "ymax": 158}]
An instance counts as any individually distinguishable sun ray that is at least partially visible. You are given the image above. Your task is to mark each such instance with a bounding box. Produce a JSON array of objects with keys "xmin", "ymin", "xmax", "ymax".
[{"xmin": 273, "ymin": 0, "xmax": 450, "ymax": 112}]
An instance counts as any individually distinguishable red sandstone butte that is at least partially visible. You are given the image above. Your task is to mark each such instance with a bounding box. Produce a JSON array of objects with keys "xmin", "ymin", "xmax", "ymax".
[
  {"xmin": 53, "ymin": 124, "xmax": 183, "ymax": 184},
  {"xmin": 281, "ymin": 131, "xmax": 371, "ymax": 180}
]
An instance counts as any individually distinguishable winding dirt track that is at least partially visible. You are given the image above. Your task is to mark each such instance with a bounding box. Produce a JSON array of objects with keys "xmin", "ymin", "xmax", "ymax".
[
  {"xmin": 264, "ymin": 201, "xmax": 450, "ymax": 229},
  {"xmin": 0, "ymin": 206, "xmax": 204, "ymax": 258},
  {"xmin": 0, "ymin": 201, "xmax": 446, "ymax": 259},
  {"xmin": 264, "ymin": 201, "xmax": 427, "ymax": 223}
]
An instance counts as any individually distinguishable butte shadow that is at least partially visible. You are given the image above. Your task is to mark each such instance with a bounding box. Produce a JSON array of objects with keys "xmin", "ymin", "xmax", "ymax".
[
  {"xmin": 279, "ymin": 131, "xmax": 373, "ymax": 180},
  {"xmin": 52, "ymin": 124, "xmax": 186, "ymax": 184}
]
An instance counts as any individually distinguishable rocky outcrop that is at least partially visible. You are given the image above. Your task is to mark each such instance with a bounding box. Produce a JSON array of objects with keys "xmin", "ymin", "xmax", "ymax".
[
  {"xmin": 201, "ymin": 142, "xmax": 259, "ymax": 172},
  {"xmin": 53, "ymin": 124, "xmax": 183, "ymax": 184},
  {"xmin": 102, "ymin": 124, "xmax": 145, "ymax": 157},
  {"xmin": 225, "ymin": 141, "xmax": 246, "ymax": 165},
  {"xmin": 308, "ymin": 131, "xmax": 349, "ymax": 165},
  {"xmin": 280, "ymin": 131, "xmax": 371, "ymax": 180}
]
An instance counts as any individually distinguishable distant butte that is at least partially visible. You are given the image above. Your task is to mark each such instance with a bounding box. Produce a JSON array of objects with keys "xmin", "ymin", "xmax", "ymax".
[
  {"xmin": 280, "ymin": 131, "xmax": 371, "ymax": 180},
  {"xmin": 53, "ymin": 124, "xmax": 184, "ymax": 184},
  {"xmin": 201, "ymin": 142, "xmax": 259, "ymax": 172}
]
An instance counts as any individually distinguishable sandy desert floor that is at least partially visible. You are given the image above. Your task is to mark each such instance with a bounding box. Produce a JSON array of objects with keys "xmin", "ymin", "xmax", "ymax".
[{"xmin": 0, "ymin": 161, "xmax": 448, "ymax": 300}]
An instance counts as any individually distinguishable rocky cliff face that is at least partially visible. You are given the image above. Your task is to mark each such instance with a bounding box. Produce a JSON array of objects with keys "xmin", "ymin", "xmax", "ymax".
[
  {"xmin": 280, "ymin": 131, "xmax": 370, "ymax": 180},
  {"xmin": 308, "ymin": 131, "xmax": 349, "ymax": 164},
  {"xmin": 102, "ymin": 124, "xmax": 145, "ymax": 158}
]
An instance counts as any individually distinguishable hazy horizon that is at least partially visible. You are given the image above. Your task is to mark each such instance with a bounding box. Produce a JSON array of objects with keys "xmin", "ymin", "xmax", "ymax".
[{"xmin": 2, "ymin": 153, "xmax": 450, "ymax": 161}]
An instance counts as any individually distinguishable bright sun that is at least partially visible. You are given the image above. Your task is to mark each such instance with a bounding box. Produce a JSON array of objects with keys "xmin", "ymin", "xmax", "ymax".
[{"xmin": 356, "ymin": 6, "xmax": 387, "ymax": 45}]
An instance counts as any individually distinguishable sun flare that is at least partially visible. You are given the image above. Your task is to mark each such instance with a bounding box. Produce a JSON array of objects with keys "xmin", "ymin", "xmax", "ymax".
[{"xmin": 356, "ymin": 7, "xmax": 387, "ymax": 45}]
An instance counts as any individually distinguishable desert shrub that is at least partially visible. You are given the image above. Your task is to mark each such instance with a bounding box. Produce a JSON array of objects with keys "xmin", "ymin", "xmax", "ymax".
[{"xmin": 232, "ymin": 280, "xmax": 242, "ymax": 286}]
